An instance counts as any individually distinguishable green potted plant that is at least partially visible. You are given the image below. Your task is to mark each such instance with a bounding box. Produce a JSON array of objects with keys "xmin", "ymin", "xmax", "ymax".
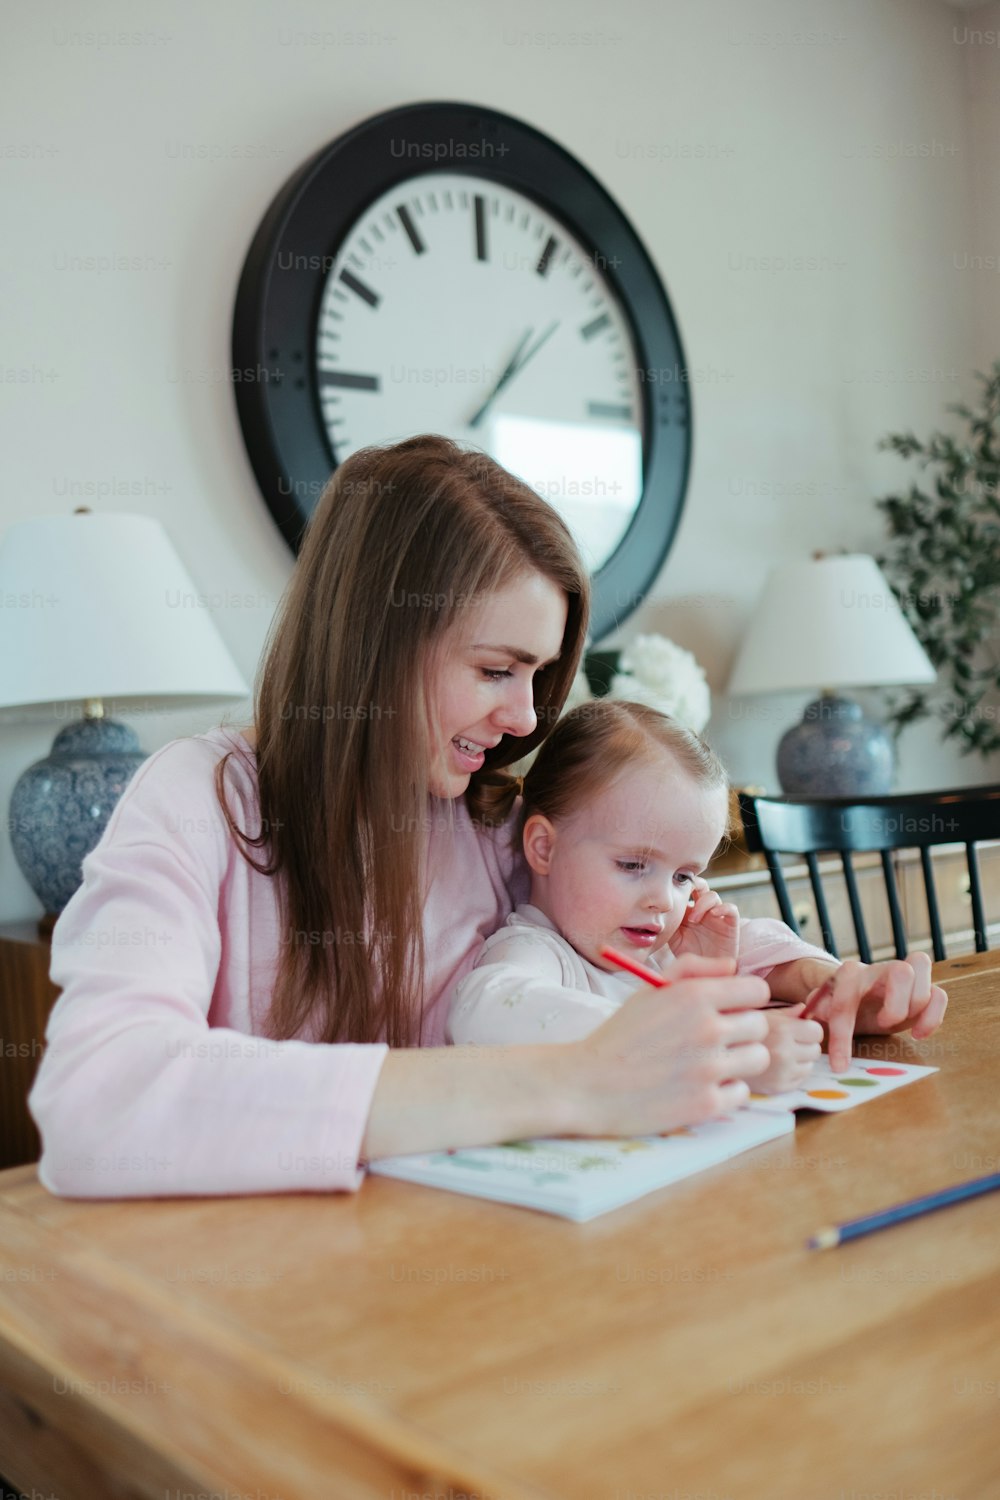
[{"xmin": 877, "ymin": 360, "xmax": 1000, "ymax": 755}]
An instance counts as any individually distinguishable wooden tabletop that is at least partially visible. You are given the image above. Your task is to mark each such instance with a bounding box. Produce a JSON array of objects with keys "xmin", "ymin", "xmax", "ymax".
[{"xmin": 1, "ymin": 953, "xmax": 998, "ymax": 1500}]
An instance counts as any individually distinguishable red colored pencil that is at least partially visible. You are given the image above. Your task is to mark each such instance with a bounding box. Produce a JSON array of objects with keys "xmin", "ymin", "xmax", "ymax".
[{"xmin": 600, "ymin": 945, "xmax": 671, "ymax": 988}]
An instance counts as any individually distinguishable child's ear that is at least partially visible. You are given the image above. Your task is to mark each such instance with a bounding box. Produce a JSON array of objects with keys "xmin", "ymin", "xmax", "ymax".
[{"xmin": 523, "ymin": 814, "xmax": 556, "ymax": 876}]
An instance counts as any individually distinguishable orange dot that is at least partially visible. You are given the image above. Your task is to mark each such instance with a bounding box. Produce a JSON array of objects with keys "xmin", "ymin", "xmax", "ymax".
[{"xmin": 807, "ymin": 1088, "xmax": 850, "ymax": 1100}]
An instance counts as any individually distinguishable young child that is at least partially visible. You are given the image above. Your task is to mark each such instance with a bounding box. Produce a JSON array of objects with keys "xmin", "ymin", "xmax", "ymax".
[{"xmin": 447, "ymin": 699, "xmax": 839, "ymax": 1093}]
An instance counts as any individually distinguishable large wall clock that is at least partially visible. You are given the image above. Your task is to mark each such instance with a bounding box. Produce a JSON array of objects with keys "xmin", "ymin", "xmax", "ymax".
[{"xmin": 232, "ymin": 101, "xmax": 691, "ymax": 640}]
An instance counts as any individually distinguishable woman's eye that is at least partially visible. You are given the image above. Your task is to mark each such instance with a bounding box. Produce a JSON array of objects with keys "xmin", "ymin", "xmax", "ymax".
[{"xmin": 481, "ymin": 668, "xmax": 512, "ymax": 682}]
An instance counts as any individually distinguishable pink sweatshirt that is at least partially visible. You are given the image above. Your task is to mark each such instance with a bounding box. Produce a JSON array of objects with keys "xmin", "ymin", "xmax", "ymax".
[{"xmin": 28, "ymin": 726, "xmax": 529, "ymax": 1198}]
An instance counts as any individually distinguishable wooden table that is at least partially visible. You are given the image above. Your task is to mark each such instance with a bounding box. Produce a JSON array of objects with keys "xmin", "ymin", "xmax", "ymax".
[{"xmin": 1, "ymin": 953, "xmax": 998, "ymax": 1500}]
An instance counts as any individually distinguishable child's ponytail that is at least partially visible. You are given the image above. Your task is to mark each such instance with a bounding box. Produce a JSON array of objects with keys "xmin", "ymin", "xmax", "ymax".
[{"xmin": 466, "ymin": 769, "xmax": 524, "ymax": 828}]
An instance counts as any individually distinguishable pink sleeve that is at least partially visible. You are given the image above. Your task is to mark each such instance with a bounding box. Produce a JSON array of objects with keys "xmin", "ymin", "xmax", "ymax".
[
  {"xmin": 28, "ymin": 740, "xmax": 388, "ymax": 1199},
  {"xmin": 735, "ymin": 916, "xmax": 837, "ymax": 979}
]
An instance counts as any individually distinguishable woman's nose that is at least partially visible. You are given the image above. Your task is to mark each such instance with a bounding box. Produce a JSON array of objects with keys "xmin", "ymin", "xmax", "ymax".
[{"xmin": 496, "ymin": 678, "xmax": 537, "ymax": 736}]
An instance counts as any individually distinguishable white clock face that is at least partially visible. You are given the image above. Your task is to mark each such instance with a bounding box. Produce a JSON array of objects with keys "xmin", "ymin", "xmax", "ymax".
[{"xmin": 314, "ymin": 172, "xmax": 644, "ymax": 572}]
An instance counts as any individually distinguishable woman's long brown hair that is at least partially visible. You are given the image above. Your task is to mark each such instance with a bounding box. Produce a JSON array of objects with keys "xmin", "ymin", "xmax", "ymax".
[{"xmin": 215, "ymin": 435, "xmax": 589, "ymax": 1046}]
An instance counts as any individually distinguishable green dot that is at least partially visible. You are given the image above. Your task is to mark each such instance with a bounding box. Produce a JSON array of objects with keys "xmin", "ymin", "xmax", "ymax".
[{"xmin": 835, "ymin": 1077, "xmax": 879, "ymax": 1087}]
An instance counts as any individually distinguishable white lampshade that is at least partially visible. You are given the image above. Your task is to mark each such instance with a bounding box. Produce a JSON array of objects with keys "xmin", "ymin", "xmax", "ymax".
[
  {"xmin": 0, "ymin": 512, "xmax": 250, "ymax": 713},
  {"xmin": 728, "ymin": 554, "xmax": 937, "ymax": 697}
]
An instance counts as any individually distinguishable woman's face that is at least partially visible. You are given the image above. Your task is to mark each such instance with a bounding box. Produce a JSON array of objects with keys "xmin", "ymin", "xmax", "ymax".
[{"xmin": 427, "ymin": 571, "xmax": 568, "ymax": 799}]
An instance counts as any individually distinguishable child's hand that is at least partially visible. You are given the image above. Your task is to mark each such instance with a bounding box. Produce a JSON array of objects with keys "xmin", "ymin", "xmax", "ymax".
[
  {"xmin": 801, "ymin": 953, "xmax": 949, "ymax": 1075},
  {"xmin": 668, "ymin": 878, "xmax": 740, "ymax": 962},
  {"xmin": 754, "ymin": 1007, "xmax": 824, "ymax": 1094}
]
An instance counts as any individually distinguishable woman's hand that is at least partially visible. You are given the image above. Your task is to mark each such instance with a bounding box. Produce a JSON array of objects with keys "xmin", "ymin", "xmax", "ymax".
[
  {"xmin": 801, "ymin": 952, "xmax": 948, "ymax": 1074},
  {"xmin": 668, "ymin": 878, "xmax": 741, "ymax": 963},
  {"xmin": 753, "ymin": 1007, "xmax": 824, "ymax": 1094},
  {"xmin": 570, "ymin": 954, "xmax": 771, "ymax": 1136}
]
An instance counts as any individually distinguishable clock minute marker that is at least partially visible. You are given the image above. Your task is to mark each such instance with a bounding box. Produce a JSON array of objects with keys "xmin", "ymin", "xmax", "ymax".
[
  {"xmin": 396, "ymin": 204, "xmax": 425, "ymax": 255},
  {"xmin": 319, "ymin": 371, "xmax": 381, "ymax": 392},
  {"xmin": 339, "ymin": 268, "xmax": 380, "ymax": 307},
  {"xmin": 536, "ymin": 235, "xmax": 557, "ymax": 277},
  {"xmin": 580, "ymin": 311, "xmax": 611, "ymax": 340},
  {"xmin": 587, "ymin": 401, "xmax": 633, "ymax": 420}
]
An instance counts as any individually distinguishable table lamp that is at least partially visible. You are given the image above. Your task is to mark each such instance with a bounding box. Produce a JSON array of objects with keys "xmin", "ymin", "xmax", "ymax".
[
  {"xmin": 0, "ymin": 510, "xmax": 251, "ymax": 926},
  {"xmin": 727, "ymin": 553, "xmax": 936, "ymax": 795}
]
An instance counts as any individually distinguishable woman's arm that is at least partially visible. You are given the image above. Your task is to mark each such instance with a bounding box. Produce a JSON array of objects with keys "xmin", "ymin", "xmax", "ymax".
[
  {"xmin": 30, "ymin": 736, "xmax": 389, "ymax": 1199},
  {"xmin": 363, "ymin": 956, "xmax": 774, "ymax": 1155}
]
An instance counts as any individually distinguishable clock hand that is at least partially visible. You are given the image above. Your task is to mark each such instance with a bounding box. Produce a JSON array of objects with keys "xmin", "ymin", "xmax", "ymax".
[
  {"xmin": 514, "ymin": 318, "xmax": 560, "ymax": 376},
  {"xmin": 468, "ymin": 327, "xmax": 534, "ymax": 430},
  {"xmin": 467, "ymin": 321, "xmax": 560, "ymax": 430}
]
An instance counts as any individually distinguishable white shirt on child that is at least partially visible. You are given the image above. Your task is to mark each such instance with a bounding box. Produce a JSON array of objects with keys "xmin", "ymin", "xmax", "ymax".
[{"xmin": 447, "ymin": 902, "xmax": 834, "ymax": 1045}]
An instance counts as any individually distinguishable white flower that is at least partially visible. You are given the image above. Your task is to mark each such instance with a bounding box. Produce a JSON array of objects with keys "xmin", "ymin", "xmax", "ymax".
[{"xmin": 609, "ymin": 633, "xmax": 711, "ymax": 733}]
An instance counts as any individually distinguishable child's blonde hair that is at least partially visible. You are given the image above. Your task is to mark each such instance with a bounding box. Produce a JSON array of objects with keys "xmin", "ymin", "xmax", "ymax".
[{"xmin": 519, "ymin": 699, "xmax": 731, "ymax": 842}]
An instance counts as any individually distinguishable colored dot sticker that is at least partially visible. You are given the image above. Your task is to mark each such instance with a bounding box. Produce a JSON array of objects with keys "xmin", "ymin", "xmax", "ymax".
[
  {"xmin": 834, "ymin": 1077, "xmax": 879, "ymax": 1088},
  {"xmin": 807, "ymin": 1089, "xmax": 851, "ymax": 1100},
  {"xmin": 864, "ymin": 1066, "xmax": 907, "ymax": 1076}
]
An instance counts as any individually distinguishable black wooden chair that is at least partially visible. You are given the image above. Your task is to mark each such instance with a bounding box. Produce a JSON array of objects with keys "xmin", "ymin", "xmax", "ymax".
[{"xmin": 737, "ymin": 785, "xmax": 1000, "ymax": 962}]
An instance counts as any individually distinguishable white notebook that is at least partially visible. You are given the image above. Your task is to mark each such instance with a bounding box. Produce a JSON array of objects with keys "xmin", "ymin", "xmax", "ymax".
[
  {"xmin": 369, "ymin": 1108, "xmax": 795, "ymax": 1223},
  {"xmin": 370, "ymin": 1056, "xmax": 937, "ymax": 1221}
]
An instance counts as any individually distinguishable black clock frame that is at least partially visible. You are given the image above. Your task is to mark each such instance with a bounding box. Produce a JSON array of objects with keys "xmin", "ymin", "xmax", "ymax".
[{"xmin": 232, "ymin": 100, "xmax": 692, "ymax": 640}]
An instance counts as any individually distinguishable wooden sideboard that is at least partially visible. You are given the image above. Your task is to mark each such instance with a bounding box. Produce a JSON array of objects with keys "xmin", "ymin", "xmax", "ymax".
[
  {"xmin": 706, "ymin": 839, "xmax": 1000, "ymax": 960},
  {"xmin": 0, "ymin": 922, "xmax": 57, "ymax": 1171}
]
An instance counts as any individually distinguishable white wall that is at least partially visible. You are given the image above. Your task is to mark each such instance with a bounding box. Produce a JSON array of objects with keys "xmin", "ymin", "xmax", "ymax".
[
  {"xmin": 1, "ymin": 0, "xmax": 997, "ymax": 919},
  {"xmin": 963, "ymin": 0, "xmax": 1000, "ymax": 367}
]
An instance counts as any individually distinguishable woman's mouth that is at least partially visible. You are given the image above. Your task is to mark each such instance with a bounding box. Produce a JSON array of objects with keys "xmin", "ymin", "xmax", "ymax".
[{"xmin": 452, "ymin": 735, "xmax": 486, "ymax": 772}]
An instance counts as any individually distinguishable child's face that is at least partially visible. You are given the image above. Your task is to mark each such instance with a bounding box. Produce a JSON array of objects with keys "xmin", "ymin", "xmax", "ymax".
[{"xmin": 526, "ymin": 754, "xmax": 728, "ymax": 971}]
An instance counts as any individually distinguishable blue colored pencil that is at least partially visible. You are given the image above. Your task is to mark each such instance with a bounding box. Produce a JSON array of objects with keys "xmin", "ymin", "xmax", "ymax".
[{"xmin": 808, "ymin": 1170, "xmax": 1000, "ymax": 1250}]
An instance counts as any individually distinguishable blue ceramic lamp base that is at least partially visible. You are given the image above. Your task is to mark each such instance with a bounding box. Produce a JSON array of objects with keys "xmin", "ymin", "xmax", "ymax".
[
  {"xmin": 9, "ymin": 717, "xmax": 146, "ymax": 920},
  {"xmin": 776, "ymin": 694, "xmax": 895, "ymax": 797}
]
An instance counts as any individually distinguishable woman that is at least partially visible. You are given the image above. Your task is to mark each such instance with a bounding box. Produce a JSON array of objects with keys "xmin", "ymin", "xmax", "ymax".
[{"xmin": 28, "ymin": 436, "xmax": 942, "ymax": 1197}]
